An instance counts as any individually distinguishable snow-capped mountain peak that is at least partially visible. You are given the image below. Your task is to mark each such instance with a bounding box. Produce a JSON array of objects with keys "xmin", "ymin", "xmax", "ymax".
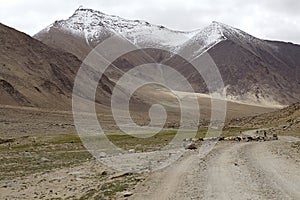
[
  {"xmin": 209, "ymin": 21, "xmax": 266, "ymax": 45},
  {"xmin": 36, "ymin": 7, "xmax": 264, "ymax": 53},
  {"xmin": 44, "ymin": 7, "xmax": 197, "ymax": 49},
  {"xmin": 70, "ymin": 6, "xmax": 152, "ymax": 32}
]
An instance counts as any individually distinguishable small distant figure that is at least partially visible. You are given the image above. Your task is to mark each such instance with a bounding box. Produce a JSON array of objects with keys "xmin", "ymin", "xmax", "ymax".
[
  {"xmin": 256, "ymin": 130, "xmax": 259, "ymax": 134},
  {"xmin": 264, "ymin": 131, "xmax": 267, "ymax": 137}
]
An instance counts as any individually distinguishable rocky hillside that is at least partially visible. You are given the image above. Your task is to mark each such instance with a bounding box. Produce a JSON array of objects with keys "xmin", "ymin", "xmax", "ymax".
[
  {"xmin": 230, "ymin": 102, "xmax": 300, "ymax": 136},
  {"xmin": 0, "ymin": 23, "xmax": 113, "ymax": 109}
]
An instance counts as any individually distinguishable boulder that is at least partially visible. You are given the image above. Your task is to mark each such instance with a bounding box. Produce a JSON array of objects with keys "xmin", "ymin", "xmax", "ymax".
[
  {"xmin": 128, "ymin": 149, "xmax": 135, "ymax": 153},
  {"xmin": 184, "ymin": 142, "xmax": 197, "ymax": 150},
  {"xmin": 123, "ymin": 191, "xmax": 133, "ymax": 197},
  {"xmin": 98, "ymin": 152, "xmax": 107, "ymax": 158},
  {"xmin": 111, "ymin": 172, "xmax": 133, "ymax": 179},
  {"xmin": 40, "ymin": 157, "xmax": 50, "ymax": 162},
  {"xmin": 272, "ymin": 134, "xmax": 278, "ymax": 140},
  {"xmin": 246, "ymin": 136, "xmax": 254, "ymax": 141}
]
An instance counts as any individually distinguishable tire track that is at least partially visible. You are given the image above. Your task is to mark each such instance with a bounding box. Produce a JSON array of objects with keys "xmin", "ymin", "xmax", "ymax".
[{"xmin": 131, "ymin": 137, "xmax": 300, "ymax": 199}]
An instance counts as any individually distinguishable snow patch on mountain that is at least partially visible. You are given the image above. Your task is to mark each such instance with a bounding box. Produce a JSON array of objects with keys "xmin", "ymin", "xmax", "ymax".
[{"xmin": 178, "ymin": 22, "xmax": 227, "ymax": 57}]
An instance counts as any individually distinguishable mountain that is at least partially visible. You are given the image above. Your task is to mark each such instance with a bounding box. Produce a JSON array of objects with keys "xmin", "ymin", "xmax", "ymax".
[
  {"xmin": 35, "ymin": 7, "xmax": 300, "ymax": 107},
  {"xmin": 0, "ymin": 22, "xmax": 278, "ymax": 128},
  {"xmin": 204, "ymin": 22, "xmax": 300, "ymax": 106},
  {"xmin": 0, "ymin": 23, "xmax": 114, "ymax": 109}
]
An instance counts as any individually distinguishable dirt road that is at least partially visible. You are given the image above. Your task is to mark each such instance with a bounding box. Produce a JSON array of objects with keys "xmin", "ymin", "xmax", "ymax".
[{"xmin": 131, "ymin": 134, "xmax": 300, "ymax": 200}]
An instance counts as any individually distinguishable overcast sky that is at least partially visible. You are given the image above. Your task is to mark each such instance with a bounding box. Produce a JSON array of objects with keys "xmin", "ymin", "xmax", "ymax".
[{"xmin": 1, "ymin": 0, "xmax": 300, "ymax": 44}]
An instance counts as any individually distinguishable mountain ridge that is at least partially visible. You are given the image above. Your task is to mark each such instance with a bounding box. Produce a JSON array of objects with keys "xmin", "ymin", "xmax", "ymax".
[{"xmin": 34, "ymin": 7, "xmax": 300, "ymax": 106}]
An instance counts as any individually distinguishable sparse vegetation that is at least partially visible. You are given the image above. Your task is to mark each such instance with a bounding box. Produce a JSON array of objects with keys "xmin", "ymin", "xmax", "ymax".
[
  {"xmin": 76, "ymin": 174, "xmax": 139, "ymax": 199},
  {"xmin": 291, "ymin": 141, "xmax": 300, "ymax": 150},
  {"xmin": 0, "ymin": 133, "xmax": 91, "ymax": 180},
  {"xmin": 0, "ymin": 127, "xmax": 252, "ymax": 181}
]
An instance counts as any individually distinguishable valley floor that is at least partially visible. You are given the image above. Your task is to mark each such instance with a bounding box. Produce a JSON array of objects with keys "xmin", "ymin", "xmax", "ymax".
[
  {"xmin": 0, "ymin": 106, "xmax": 299, "ymax": 199},
  {"xmin": 1, "ymin": 133, "xmax": 299, "ymax": 199}
]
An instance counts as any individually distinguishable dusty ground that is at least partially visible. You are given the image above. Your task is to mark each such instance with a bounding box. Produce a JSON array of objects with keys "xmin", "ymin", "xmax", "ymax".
[
  {"xmin": 131, "ymin": 132, "xmax": 300, "ymax": 200},
  {"xmin": 0, "ymin": 159, "xmax": 141, "ymax": 199},
  {"xmin": 1, "ymin": 105, "xmax": 299, "ymax": 199},
  {"xmin": 0, "ymin": 105, "xmax": 145, "ymax": 199},
  {"xmin": 2, "ymin": 134, "xmax": 299, "ymax": 199}
]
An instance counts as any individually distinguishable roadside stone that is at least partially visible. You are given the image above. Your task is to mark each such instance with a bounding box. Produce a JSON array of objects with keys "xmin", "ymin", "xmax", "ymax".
[
  {"xmin": 128, "ymin": 149, "xmax": 135, "ymax": 153},
  {"xmin": 68, "ymin": 171, "xmax": 83, "ymax": 175},
  {"xmin": 111, "ymin": 172, "xmax": 133, "ymax": 179},
  {"xmin": 184, "ymin": 142, "xmax": 197, "ymax": 150},
  {"xmin": 97, "ymin": 152, "xmax": 107, "ymax": 158},
  {"xmin": 40, "ymin": 157, "xmax": 50, "ymax": 162},
  {"xmin": 101, "ymin": 171, "xmax": 108, "ymax": 176},
  {"xmin": 123, "ymin": 191, "xmax": 133, "ymax": 197}
]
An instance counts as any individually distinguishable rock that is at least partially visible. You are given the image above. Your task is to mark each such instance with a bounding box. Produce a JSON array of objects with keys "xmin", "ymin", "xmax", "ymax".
[
  {"xmin": 259, "ymin": 136, "xmax": 265, "ymax": 141},
  {"xmin": 184, "ymin": 142, "xmax": 197, "ymax": 150},
  {"xmin": 111, "ymin": 172, "xmax": 133, "ymax": 179},
  {"xmin": 101, "ymin": 171, "xmax": 108, "ymax": 176},
  {"xmin": 128, "ymin": 149, "xmax": 135, "ymax": 153},
  {"xmin": 253, "ymin": 136, "xmax": 261, "ymax": 141},
  {"xmin": 0, "ymin": 138, "xmax": 15, "ymax": 144},
  {"xmin": 98, "ymin": 152, "xmax": 107, "ymax": 158},
  {"xmin": 246, "ymin": 136, "xmax": 254, "ymax": 141},
  {"xmin": 224, "ymin": 136, "xmax": 236, "ymax": 141},
  {"xmin": 23, "ymin": 151, "xmax": 31, "ymax": 156},
  {"xmin": 123, "ymin": 191, "xmax": 133, "ymax": 197},
  {"xmin": 40, "ymin": 157, "xmax": 50, "ymax": 162},
  {"xmin": 68, "ymin": 171, "xmax": 83, "ymax": 175}
]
